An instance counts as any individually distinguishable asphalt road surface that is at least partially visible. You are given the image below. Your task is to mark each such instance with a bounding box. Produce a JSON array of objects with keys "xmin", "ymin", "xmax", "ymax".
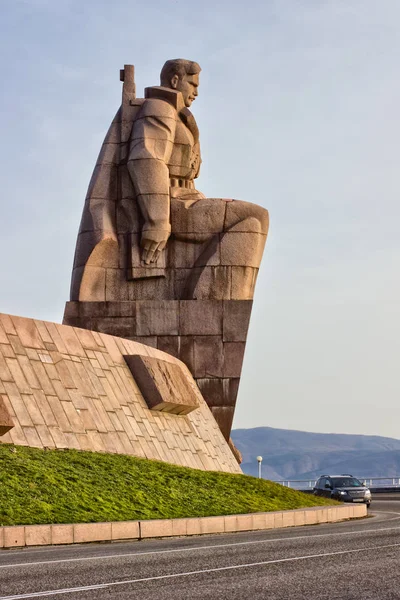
[{"xmin": 1, "ymin": 495, "xmax": 400, "ymax": 600}]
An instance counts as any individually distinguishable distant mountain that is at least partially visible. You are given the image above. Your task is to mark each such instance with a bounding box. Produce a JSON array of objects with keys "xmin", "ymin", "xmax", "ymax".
[{"xmin": 231, "ymin": 427, "xmax": 400, "ymax": 480}]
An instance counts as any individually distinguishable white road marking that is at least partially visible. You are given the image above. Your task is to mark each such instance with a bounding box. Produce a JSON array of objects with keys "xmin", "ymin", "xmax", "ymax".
[
  {"xmin": 1, "ymin": 541, "xmax": 400, "ymax": 600},
  {"xmin": 371, "ymin": 512, "xmax": 400, "ymax": 520},
  {"xmin": 0, "ymin": 521, "xmax": 400, "ymax": 570}
]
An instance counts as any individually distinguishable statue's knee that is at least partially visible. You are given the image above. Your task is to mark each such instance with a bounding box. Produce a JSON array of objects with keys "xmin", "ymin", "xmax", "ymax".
[{"xmin": 226, "ymin": 200, "xmax": 269, "ymax": 235}]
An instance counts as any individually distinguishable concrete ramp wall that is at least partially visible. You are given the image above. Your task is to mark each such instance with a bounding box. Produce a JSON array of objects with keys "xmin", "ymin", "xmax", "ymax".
[{"xmin": 0, "ymin": 313, "xmax": 241, "ymax": 474}]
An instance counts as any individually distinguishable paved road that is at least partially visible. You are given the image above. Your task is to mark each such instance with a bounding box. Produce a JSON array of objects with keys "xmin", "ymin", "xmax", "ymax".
[{"xmin": 1, "ymin": 495, "xmax": 399, "ymax": 600}]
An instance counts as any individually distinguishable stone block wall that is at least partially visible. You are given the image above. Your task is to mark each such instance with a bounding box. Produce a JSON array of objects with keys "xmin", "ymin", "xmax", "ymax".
[
  {"xmin": 0, "ymin": 313, "xmax": 241, "ymax": 474},
  {"xmin": 63, "ymin": 299, "xmax": 252, "ymax": 440}
]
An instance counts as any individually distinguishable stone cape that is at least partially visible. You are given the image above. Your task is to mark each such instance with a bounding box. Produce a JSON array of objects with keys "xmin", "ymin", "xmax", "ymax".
[{"xmin": 70, "ymin": 84, "xmax": 204, "ymax": 303}]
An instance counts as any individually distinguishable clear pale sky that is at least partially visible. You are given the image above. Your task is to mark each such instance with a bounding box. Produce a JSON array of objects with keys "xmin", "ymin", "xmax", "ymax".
[{"xmin": 1, "ymin": 0, "xmax": 399, "ymax": 438}]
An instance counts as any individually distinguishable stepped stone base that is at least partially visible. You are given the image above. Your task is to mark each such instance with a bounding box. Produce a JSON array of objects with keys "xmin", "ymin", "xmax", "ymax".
[
  {"xmin": 0, "ymin": 313, "xmax": 241, "ymax": 474},
  {"xmin": 63, "ymin": 300, "xmax": 252, "ymax": 441}
]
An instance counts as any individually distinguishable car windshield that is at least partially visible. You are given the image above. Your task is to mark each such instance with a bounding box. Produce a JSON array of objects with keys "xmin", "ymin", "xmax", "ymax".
[{"xmin": 331, "ymin": 477, "xmax": 363, "ymax": 488}]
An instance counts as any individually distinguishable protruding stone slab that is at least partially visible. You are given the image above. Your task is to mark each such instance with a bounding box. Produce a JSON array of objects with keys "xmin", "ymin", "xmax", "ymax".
[
  {"xmin": 124, "ymin": 355, "xmax": 199, "ymax": 415},
  {"xmin": 0, "ymin": 395, "xmax": 14, "ymax": 436}
]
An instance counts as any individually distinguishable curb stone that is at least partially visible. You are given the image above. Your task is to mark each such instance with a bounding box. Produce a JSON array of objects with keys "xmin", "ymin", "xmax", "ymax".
[{"xmin": 0, "ymin": 504, "xmax": 366, "ymax": 549}]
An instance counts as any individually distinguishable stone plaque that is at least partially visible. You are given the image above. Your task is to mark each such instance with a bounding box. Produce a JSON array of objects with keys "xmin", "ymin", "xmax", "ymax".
[{"xmin": 124, "ymin": 355, "xmax": 199, "ymax": 415}]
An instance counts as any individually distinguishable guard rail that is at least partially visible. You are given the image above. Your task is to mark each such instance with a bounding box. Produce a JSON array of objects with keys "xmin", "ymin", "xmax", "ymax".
[{"xmin": 274, "ymin": 477, "xmax": 400, "ymax": 493}]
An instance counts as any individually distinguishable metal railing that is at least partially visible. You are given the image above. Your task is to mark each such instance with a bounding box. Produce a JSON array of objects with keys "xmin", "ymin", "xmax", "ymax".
[
  {"xmin": 274, "ymin": 477, "xmax": 400, "ymax": 490},
  {"xmin": 275, "ymin": 479, "xmax": 316, "ymax": 489}
]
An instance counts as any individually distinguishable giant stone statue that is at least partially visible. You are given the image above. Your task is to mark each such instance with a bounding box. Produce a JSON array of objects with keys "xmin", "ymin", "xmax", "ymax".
[{"xmin": 64, "ymin": 59, "xmax": 269, "ymax": 442}]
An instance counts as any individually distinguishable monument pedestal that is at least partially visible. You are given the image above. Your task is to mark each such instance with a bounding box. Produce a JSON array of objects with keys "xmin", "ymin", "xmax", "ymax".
[
  {"xmin": 0, "ymin": 312, "xmax": 241, "ymax": 473},
  {"xmin": 63, "ymin": 299, "xmax": 252, "ymax": 441}
]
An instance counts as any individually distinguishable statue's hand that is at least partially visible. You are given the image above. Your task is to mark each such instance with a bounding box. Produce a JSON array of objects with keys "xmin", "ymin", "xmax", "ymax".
[{"xmin": 140, "ymin": 229, "xmax": 170, "ymax": 265}]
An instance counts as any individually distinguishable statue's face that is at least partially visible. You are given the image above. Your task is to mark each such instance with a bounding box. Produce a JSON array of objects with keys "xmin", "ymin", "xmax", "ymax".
[{"xmin": 171, "ymin": 73, "xmax": 199, "ymax": 107}]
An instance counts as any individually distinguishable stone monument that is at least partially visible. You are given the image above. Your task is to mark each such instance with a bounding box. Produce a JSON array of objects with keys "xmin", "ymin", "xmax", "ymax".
[{"xmin": 63, "ymin": 59, "xmax": 269, "ymax": 442}]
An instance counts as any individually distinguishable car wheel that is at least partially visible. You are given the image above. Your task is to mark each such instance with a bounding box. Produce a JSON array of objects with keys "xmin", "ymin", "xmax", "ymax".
[{"xmin": 365, "ymin": 501, "xmax": 371, "ymax": 508}]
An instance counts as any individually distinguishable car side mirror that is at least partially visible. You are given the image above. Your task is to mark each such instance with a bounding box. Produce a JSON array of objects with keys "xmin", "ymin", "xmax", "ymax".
[{"xmin": 324, "ymin": 483, "xmax": 331, "ymax": 489}]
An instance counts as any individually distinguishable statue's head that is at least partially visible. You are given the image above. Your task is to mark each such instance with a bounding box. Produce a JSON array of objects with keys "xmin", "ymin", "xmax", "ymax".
[{"xmin": 160, "ymin": 59, "xmax": 201, "ymax": 107}]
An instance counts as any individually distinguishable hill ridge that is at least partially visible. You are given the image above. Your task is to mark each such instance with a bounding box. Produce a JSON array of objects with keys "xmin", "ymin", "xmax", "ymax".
[{"xmin": 231, "ymin": 426, "xmax": 400, "ymax": 479}]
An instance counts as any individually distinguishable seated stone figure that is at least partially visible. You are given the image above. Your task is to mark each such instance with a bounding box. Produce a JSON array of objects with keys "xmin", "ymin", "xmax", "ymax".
[
  {"xmin": 66, "ymin": 60, "xmax": 269, "ymax": 443},
  {"xmin": 70, "ymin": 59, "xmax": 269, "ymax": 302}
]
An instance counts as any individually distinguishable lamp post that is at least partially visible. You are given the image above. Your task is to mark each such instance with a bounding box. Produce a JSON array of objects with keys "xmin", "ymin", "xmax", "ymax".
[{"xmin": 256, "ymin": 455, "xmax": 263, "ymax": 479}]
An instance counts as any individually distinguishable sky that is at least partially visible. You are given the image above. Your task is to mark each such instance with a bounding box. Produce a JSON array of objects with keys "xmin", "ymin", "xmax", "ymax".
[{"xmin": 1, "ymin": 0, "xmax": 400, "ymax": 439}]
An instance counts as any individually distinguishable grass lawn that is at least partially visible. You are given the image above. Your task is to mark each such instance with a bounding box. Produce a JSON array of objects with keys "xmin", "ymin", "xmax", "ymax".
[{"xmin": 0, "ymin": 444, "xmax": 336, "ymax": 526}]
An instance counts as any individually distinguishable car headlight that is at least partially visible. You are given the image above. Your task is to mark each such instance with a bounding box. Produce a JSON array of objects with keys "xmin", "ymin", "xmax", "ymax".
[
  {"xmin": 339, "ymin": 491, "xmax": 347, "ymax": 495},
  {"xmin": 365, "ymin": 490, "xmax": 371, "ymax": 496}
]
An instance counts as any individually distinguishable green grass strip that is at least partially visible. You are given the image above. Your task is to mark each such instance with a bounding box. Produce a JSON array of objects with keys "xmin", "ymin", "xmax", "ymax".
[{"xmin": 0, "ymin": 444, "xmax": 336, "ymax": 526}]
